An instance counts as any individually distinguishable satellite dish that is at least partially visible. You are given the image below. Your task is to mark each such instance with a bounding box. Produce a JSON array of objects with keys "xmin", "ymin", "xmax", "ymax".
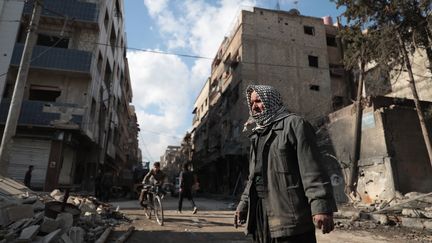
[{"xmin": 287, "ymin": 9, "xmax": 300, "ymax": 16}]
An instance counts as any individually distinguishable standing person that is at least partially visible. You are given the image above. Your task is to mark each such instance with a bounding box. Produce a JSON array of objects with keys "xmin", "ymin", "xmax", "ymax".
[
  {"xmin": 24, "ymin": 165, "xmax": 34, "ymax": 188},
  {"xmin": 235, "ymin": 85, "xmax": 337, "ymax": 243},
  {"xmin": 178, "ymin": 163, "xmax": 197, "ymax": 214}
]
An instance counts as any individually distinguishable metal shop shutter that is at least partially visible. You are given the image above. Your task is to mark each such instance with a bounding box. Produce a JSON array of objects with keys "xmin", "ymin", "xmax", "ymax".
[{"xmin": 8, "ymin": 138, "xmax": 51, "ymax": 188}]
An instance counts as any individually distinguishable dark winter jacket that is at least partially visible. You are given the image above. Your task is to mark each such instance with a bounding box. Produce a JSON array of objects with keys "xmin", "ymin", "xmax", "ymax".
[{"xmin": 236, "ymin": 114, "xmax": 337, "ymax": 238}]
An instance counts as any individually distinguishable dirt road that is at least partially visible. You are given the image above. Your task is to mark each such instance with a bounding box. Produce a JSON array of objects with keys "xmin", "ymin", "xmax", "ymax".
[{"xmin": 110, "ymin": 197, "xmax": 427, "ymax": 243}]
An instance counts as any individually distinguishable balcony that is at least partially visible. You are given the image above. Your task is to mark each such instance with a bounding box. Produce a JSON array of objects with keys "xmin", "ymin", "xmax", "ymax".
[
  {"xmin": 11, "ymin": 43, "xmax": 93, "ymax": 74},
  {"xmin": 0, "ymin": 99, "xmax": 84, "ymax": 129},
  {"xmin": 24, "ymin": 0, "xmax": 98, "ymax": 23}
]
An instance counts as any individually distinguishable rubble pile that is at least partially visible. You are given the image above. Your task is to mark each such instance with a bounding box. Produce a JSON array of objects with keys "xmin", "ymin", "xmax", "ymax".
[
  {"xmin": 0, "ymin": 176, "xmax": 132, "ymax": 243},
  {"xmin": 334, "ymin": 192, "xmax": 432, "ymax": 242}
]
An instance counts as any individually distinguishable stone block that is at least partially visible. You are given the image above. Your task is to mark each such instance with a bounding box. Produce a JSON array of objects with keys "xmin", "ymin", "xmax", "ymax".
[{"xmin": 5, "ymin": 205, "xmax": 34, "ymax": 222}]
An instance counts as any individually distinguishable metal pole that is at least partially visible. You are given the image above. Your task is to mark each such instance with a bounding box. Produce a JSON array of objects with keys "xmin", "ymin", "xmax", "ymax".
[{"xmin": 0, "ymin": 0, "xmax": 43, "ymax": 176}]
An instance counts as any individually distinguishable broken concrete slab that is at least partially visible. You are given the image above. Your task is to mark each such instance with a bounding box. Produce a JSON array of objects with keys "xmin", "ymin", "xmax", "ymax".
[
  {"xmin": 41, "ymin": 228, "xmax": 62, "ymax": 243},
  {"xmin": 59, "ymin": 233, "xmax": 73, "ymax": 243},
  {"xmin": 56, "ymin": 212, "xmax": 73, "ymax": 231},
  {"xmin": 401, "ymin": 217, "xmax": 432, "ymax": 230},
  {"xmin": 402, "ymin": 208, "xmax": 432, "ymax": 219},
  {"xmin": 39, "ymin": 217, "xmax": 60, "ymax": 234},
  {"xmin": 68, "ymin": 227, "xmax": 84, "ymax": 243},
  {"xmin": 5, "ymin": 205, "xmax": 34, "ymax": 222},
  {"xmin": 31, "ymin": 200, "xmax": 45, "ymax": 212},
  {"xmin": 16, "ymin": 225, "xmax": 40, "ymax": 242},
  {"xmin": 49, "ymin": 189, "xmax": 64, "ymax": 202}
]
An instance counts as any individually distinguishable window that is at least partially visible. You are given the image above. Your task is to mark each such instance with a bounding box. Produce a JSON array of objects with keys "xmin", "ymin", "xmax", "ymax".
[
  {"xmin": 309, "ymin": 85, "xmax": 320, "ymax": 91},
  {"xmin": 37, "ymin": 34, "xmax": 69, "ymax": 48},
  {"xmin": 29, "ymin": 85, "xmax": 61, "ymax": 101},
  {"xmin": 97, "ymin": 51, "xmax": 103, "ymax": 73},
  {"xmin": 91, "ymin": 98, "xmax": 97, "ymax": 126},
  {"xmin": 308, "ymin": 55, "xmax": 318, "ymax": 67},
  {"xmin": 104, "ymin": 62, "xmax": 113, "ymax": 87},
  {"xmin": 110, "ymin": 25, "xmax": 116, "ymax": 54},
  {"xmin": 104, "ymin": 9, "xmax": 109, "ymax": 30},
  {"xmin": 304, "ymin": 26, "xmax": 315, "ymax": 35},
  {"xmin": 326, "ymin": 35, "xmax": 337, "ymax": 47}
]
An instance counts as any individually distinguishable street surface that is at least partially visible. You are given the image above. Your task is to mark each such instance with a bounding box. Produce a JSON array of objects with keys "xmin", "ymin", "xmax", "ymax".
[{"xmin": 110, "ymin": 196, "xmax": 423, "ymax": 243}]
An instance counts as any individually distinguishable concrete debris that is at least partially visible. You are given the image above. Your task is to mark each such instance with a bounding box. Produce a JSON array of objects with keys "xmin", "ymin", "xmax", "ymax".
[
  {"xmin": 0, "ymin": 176, "xmax": 132, "ymax": 243},
  {"xmin": 334, "ymin": 192, "xmax": 432, "ymax": 233}
]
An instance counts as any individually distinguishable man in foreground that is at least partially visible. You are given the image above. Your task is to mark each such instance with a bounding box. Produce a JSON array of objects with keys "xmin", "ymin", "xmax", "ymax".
[{"xmin": 235, "ymin": 84, "xmax": 337, "ymax": 243}]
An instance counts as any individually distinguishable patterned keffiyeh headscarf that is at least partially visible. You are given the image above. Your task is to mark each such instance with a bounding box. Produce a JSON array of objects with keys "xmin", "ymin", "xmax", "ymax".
[{"xmin": 245, "ymin": 85, "xmax": 289, "ymax": 131}]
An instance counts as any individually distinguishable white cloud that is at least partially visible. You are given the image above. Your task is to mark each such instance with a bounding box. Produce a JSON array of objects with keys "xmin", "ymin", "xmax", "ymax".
[
  {"xmin": 131, "ymin": 0, "xmax": 257, "ymax": 162},
  {"xmin": 128, "ymin": 51, "xmax": 192, "ymax": 162}
]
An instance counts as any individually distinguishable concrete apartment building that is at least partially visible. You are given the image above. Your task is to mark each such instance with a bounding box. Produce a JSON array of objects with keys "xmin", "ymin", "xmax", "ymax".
[
  {"xmin": 0, "ymin": 0, "xmax": 140, "ymax": 191},
  {"xmin": 191, "ymin": 7, "xmax": 350, "ymax": 194}
]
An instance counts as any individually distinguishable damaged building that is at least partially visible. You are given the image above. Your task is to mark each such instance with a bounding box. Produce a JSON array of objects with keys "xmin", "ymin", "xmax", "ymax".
[
  {"xmin": 191, "ymin": 7, "xmax": 350, "ymax": 194},
  {"xmin": 0, "ymin": 0, "xmax": 140, "ymax": 191},
  {"xmin": 321, "ymin": 96, "xmax": 432, "ymax": 204}
]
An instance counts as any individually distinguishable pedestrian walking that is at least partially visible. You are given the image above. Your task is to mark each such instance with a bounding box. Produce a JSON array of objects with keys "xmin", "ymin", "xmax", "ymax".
[
  {"xmin": 178, "ymin": 163, "xmax": 197, "ymax": 214},
  {"xmin": 24, "ymin": 165, "xmax": 34, "ymax": 188},
  {"xmin": 235, "ymin": 84, "xmax": 337, "ymax": 243}
]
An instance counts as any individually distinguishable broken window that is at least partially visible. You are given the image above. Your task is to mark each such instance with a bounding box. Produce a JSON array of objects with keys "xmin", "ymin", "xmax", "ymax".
[
  {"xmin": 326, "ymin": 35, "xmax": 337, "ymax": 47},
  {"xmin": 29, "ymin": 85, "xmax": 61, "ymax": 102},
  {"xmin": 110, "ymin": 25, "xmax": 117, "ymax": 54},
  {"xmin": 37, "ymin": 34, "xmax": 69, "ymax": 48},
  {"xmin": 308, "ymin": 55, "xmax": 318, "ymax": 67},
  {"xmin": 104, "ymin": 62, "xmax": 113, "ymax": 88},
  {"xmin": 309, "ymin": 85, "xmax": 320, "ymax": 91},
  {"xmin": 97, "ymin": 51, "xmax": 103, "ymax": 74},
  {"xmin": 104, "ymin": 9, "xmax": 109, "ymax": 30},
  {"xmin": 304, "ymin": 26, "xmax": 315, "ymax": 35}
]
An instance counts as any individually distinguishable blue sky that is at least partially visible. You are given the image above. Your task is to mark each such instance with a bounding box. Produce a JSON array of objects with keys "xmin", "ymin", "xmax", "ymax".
[{"xmin": 123, "ymin": 0, "xmax": 344, "ymax": 163}]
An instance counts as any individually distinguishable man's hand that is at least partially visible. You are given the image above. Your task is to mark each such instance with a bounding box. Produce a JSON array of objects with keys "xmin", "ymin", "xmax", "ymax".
[
  {"xmin": 313, "ymin": 213, "xmax": 334, "ymax": 234},
  {"xmin": 234, "ymin": 211, "xmax": 246, "ymax": 228}
]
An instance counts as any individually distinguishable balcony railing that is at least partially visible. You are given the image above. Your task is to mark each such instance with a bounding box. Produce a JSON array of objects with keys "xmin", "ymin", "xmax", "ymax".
[
  {"xmin": 24, "ymin": 0, "xmax": 98, "ymax": 23},
  {"xmin": 0, "ymin": 99, "xmax": 84, "ymax": 129},
  {"xmin": 11, "ymin": 43, "xmax": 93, "ymax": 74}
]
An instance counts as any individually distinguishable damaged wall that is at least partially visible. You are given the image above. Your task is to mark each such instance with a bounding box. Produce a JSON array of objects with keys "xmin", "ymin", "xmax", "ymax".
[{"xmin": 325, "ymin": 96, "xmax": 432, "ymax": 204}]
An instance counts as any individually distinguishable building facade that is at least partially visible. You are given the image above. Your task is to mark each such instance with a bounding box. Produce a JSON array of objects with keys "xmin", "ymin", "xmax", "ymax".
[
  {"xmin": 191, "ymin": 7, "xmax": 350, "ymax": 194},
  {"xmin": 0, "ymin": 0, "xmax": 140, "ymax": 191}
]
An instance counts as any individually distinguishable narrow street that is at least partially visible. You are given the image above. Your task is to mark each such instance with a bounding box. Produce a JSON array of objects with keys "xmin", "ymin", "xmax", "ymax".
[{"xmin": 110, "ymin": 196, "xmax": 416, "ymax": 243}]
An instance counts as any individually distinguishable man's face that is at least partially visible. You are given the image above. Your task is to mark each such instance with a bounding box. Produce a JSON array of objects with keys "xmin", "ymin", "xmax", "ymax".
[
  {"xmin": 250, "ymin": 91, "xmax": 265, "ymax": 115},
  {"xmin": 154, "ymin": 165, "xmax": 160, "ymax": 172}
]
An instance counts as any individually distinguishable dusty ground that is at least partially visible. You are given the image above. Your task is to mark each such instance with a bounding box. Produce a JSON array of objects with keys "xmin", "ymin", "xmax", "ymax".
[{"xmin": 109, "ymin": 196, "xmax": 431, "ymax": 243}]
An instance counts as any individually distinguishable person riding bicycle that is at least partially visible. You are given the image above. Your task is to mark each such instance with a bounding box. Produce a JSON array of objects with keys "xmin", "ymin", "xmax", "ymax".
[{"xmin": 139, "ymin": 162, "xmax": 166, "ymax": 207}]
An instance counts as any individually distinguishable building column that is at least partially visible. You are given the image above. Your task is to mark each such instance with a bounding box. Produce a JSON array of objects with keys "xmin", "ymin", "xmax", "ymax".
[{"xmin": 44, "ymin": 140, "xmax": 64, "ymax": 191}]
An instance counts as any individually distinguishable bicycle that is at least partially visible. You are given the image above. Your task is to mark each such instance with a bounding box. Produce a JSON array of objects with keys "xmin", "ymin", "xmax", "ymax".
[{"xmin": 141, "ymin": 185, "xmax": 164, "ymax": 226}]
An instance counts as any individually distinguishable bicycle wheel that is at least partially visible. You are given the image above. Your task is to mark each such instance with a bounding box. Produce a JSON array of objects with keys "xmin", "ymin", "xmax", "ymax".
[{"xmin": 154, "ymin": 195, "xmax": 164, "ymax": 226}]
